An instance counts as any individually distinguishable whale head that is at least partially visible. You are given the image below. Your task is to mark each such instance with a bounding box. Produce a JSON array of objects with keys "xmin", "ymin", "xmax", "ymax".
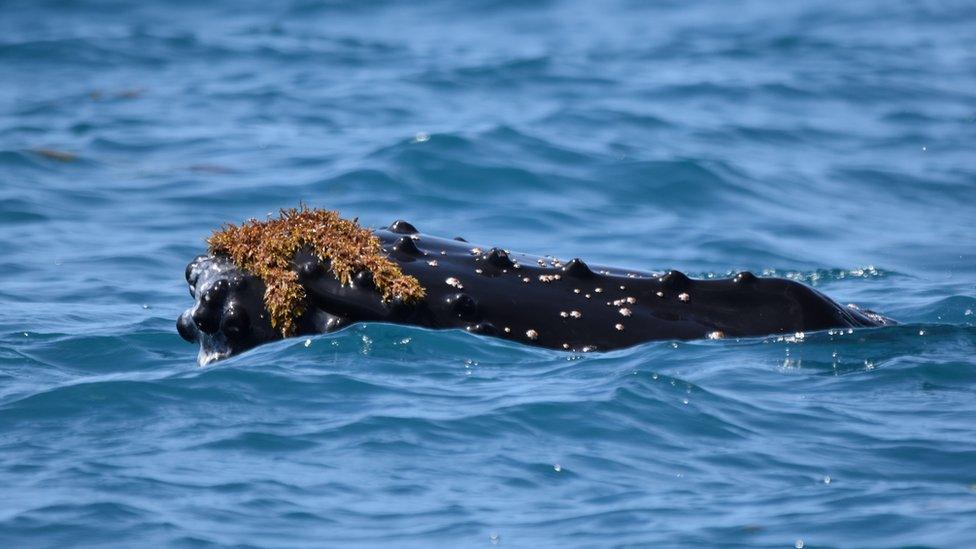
[{"xmin": 177, "ymin": 251, "xmax": 388, "ymax": 365}]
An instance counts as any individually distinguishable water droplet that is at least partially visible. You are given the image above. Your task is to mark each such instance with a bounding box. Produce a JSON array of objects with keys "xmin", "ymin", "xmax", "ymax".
[
  {"xmin": 795, "ymin": 540, "xmax": 804, "ymax": 549},
  {"xmin": 918, "ymin": 329, "xmax": 925, "ymax": 336},
  {"xmin": 823, "ymin": 475, "xmax": 831, "ymax": 484},
  {"xmin": 304, "ymin": 338, "xmax": 312, "ymax": 348},
  {"xmin": 526, "ymin": 329, "xmax": 539, "ymax": 340},
  {"xmin": 489, "ymin": 533, "xmax": 500, "ymax": 544},
  {"xmin": 553, "ymin": 464, "xmax": 562, "ymax": 472},
  {"xmin": 414, "ymin": 131, "xmax": 430, "ymax": 143}
]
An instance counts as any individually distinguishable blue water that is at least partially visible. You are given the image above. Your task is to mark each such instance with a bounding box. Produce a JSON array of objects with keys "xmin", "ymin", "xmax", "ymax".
[{"xmin": 2, "ymin": 0, "xmax": 975, "ymax": 547}]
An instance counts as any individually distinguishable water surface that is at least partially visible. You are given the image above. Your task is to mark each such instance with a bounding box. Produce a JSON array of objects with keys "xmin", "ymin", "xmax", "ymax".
[{"xmin": 2, "ymin": 0, "xmax": 975, "ymax": 547}]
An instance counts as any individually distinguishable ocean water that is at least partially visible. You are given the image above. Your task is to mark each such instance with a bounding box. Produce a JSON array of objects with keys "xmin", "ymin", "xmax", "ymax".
[{"xmin": 2, "ymin": 0, "xmax": 975, "ymax": 546}]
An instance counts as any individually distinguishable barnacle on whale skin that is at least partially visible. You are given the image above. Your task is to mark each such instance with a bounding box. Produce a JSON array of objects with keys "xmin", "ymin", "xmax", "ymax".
[{"xmin": 207, "ymin": 205, "xmax": 426, "ymax": 337}]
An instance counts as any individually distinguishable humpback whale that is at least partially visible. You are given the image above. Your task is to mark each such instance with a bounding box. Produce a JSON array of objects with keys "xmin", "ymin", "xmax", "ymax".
[{"xmin": 177, "ymin": 211, "xmax": 894, "ymax": 364}]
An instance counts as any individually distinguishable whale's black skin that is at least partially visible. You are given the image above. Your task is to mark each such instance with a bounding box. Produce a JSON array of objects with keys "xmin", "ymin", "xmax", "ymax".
[{"xmin": 178, "ymin": 220, "xmax": 895, "ymax": 364}]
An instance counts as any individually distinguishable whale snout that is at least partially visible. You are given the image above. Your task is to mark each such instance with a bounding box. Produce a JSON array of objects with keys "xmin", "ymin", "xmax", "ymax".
[{"xmin": 179, "ymin": 255, "xmax": 279, "ymax": 365}]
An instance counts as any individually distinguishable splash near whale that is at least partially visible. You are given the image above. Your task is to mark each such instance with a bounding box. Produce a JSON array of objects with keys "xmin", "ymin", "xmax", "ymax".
[{"xmin": 177, "ymin": 207, "xmax": 894, "ymax": 364}]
